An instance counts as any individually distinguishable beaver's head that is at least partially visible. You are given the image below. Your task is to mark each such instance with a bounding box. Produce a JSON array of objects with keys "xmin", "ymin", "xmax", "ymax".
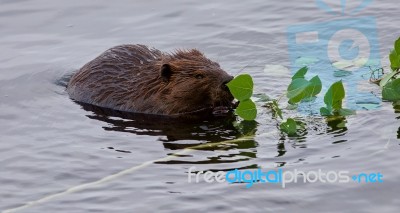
[{"xmin": 158, "ymin": 49, "xmax": 235, "ymax": 115}]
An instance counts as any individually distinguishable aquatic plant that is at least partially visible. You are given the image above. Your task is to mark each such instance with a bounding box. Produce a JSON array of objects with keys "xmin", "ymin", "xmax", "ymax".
[
  {"xmin": 380, "ymin": 37, "xmax": 400, "ymax": 101},
  {"xmin": 228, "ymin": 36, "xmax": 400, "ymax": 135},
  {"xmin": 227, "ymin": 67, "xmax": 353, "ymax": 136},
  {"xmin": 226, "ymin": 74, "xmax": 256, "ymax": 120}
]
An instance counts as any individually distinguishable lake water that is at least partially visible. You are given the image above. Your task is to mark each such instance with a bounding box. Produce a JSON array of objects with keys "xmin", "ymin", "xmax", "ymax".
[{"xmin": 1, "ymin": 0, "xmax": 399, "ymax": 212}]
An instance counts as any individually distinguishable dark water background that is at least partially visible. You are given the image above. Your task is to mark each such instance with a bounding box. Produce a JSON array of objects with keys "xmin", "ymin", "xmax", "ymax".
[{"xmin": 1, "ymin": 0, "xmax": 400, "ymax": 212}]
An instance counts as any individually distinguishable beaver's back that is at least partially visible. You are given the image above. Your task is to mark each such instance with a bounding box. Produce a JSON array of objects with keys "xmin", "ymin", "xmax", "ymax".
[
  {"xmin": 68, "ymin": 44, "xmax": 235, "ymax": 116},
  {"xmin": 67, "ymin": 45, "xmax": 163, "ymax": 112}
]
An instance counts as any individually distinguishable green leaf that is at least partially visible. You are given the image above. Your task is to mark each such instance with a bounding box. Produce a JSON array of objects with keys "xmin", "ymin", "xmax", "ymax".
[
  {"xmin": 354, "ymin": 57, "xmax": 368, "ymax": 67},
  {"xmin": 295, "ymin": 57, "xmax": 319, "ymax": 66},
  {"xmin": 333, "ymin": 70, "xmax": 352, "ymax": 77},
  {"xmin": 286, "ymin": 104, "xmax": 298, "ymax": 110},
  {"xmin": 389, "ymin": 49, "xmax": 400, "ymax": 70},
  {"xmin": 324, "ymin": 81, "xmax": 345, "ymax": 110},
  {"xmin": 336, "ymin": 120, "xmax": 347, "ymax": 128},
  {"xmin": 395, "ymin": 37, "xmax": 400, "ymax": 54},
  {"xmin": 227, "ymin": 74, "xmax": 253, "ymax": 101},
  {"xmin": 254, "ymin": 93, "xmax": 271, "ymax": 102},
  {"xmin": 295, "ymin": 120, "xmax": 306, "ymax": 129},
  {"xmin": 287, "ymin": 69, "xmax": 321, "ymax": 104},
  {"xmin": 382, "ymin": 78, "xmax": 400, "ymax": 101},
  {"xmin": 332, "ymin": 60, "xmax": 353, "ymax": 70},
  {"xmin": 272, "ymin": 100, "xmax": 283, "ymax": 119},
  {"xmin": 235, "ymin": 99, "xmax": 257, "ymax": 120},
  {"xmin": 320, "ymin": 106, "xmax": 333, "ymax": 116},
  {"xmin": 290, "ymin": 76, "xmax": 321, "ymax": 103},
  {"xmin": 280, "ymin": 118, "xmax": 297, "ymax": 136},
  {"xmin": 379, "ymin": 70, "xmax": 399, "ymax": 88},
  {"xmin": 304, "ymin": 75, "xmax": 322, "ymax": 97},
  {"xmin": 287, "ymin": 78, "xmax": 310, "ymax": 104},
  {"xmin": 292, "ymin": 66, "xmax": 308, "ymax": 80},
  {"xmin": 320, "ymin": 82, "xmax": 355, "ymax": 117},
  {"xmin": 337, "ymin": 108, "xmax": 356, "ymax": 116}
]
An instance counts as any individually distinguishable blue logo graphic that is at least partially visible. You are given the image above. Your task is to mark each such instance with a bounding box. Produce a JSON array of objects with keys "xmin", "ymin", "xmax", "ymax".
[
  {"xmin": 316, "ymin": 0, "xmax": 373, "ymax": 15},
  {"xmin": 287, "ymin": 1, "xmax": 381, "ymax": 111}
]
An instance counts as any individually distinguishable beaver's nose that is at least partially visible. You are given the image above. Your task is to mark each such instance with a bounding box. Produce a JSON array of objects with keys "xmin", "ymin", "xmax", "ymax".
[{"xmin": 221, "ymin": 76, "xmax": 233, "ymax": 91}]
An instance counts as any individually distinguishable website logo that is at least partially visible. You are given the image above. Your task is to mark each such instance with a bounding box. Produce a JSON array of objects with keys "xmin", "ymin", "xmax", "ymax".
[
  {"xmin": 287, "ymin": 0, "xmax": 381, "ymax": 110},
  {"xmin": 188, "ymin": 167, "xmax": 384, "ymax": 188}
]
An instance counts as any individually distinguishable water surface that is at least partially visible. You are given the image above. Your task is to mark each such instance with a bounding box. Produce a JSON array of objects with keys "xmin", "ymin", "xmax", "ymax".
[{"xmin": 1, "ymin": 0, "xmax": 399, "ymax": 212}]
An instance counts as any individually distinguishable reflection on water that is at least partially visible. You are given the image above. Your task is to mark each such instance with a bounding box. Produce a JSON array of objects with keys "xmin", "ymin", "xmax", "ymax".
[
  {"xmin": 77, "ymin": 93, "xmax": 353, "ymax": 169},
  {"xmin": 77, "ymin": 101, "xmax": 260, "ymax": 165},
  {"xmin": 392, "ymin": 103, "xmax": 400, "ymax": 140},
  {"xmin": 326, "ymin": 116, "xmax": 348, "ymax": 134},
  {"xmin": 80, "ymin": 102, "xmax": 239, "ymax": 140}
]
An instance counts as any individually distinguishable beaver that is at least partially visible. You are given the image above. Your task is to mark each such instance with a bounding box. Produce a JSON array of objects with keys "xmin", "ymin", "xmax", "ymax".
[{"xmin": 67, "ymin": 44, "xmax": 235, "ymax": 116}]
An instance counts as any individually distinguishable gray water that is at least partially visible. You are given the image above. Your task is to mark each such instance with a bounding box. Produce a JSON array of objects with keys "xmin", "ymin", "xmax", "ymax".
[{"xmin": 1, "ymin": 0, "xmax": 400, "ymax": 212}]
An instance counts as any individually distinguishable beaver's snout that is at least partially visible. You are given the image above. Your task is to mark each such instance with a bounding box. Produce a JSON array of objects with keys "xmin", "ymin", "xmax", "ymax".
[
  {"xmin": 221, "ymin": 76, "xmax": 234, "ymax": 92},
  {"xmin": 210, "ymin": 75, "xmax": 236, "ymax": 116}
]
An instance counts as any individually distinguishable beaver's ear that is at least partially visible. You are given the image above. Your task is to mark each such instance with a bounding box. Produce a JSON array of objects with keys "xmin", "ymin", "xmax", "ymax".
[{"xmin": 161, "ymin": 64, "xmax": 172, "ymax": 82}]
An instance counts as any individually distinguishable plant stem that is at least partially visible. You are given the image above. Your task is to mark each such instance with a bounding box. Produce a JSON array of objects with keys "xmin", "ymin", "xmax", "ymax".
[{"xmin": 276, "ymin": 92, "xmax": 286, "ymax": 103}]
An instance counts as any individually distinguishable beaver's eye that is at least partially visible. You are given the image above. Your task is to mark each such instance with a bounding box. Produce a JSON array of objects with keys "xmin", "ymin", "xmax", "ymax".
[{"xmin": 195, "ymin": 74, "xmax": 205, "ymax": 79}]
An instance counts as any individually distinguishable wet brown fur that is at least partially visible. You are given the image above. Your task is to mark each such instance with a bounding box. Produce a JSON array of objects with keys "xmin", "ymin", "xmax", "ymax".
[{"xmin": 67, "ymin": 44, "xmax": 234, "ymax": 115}]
